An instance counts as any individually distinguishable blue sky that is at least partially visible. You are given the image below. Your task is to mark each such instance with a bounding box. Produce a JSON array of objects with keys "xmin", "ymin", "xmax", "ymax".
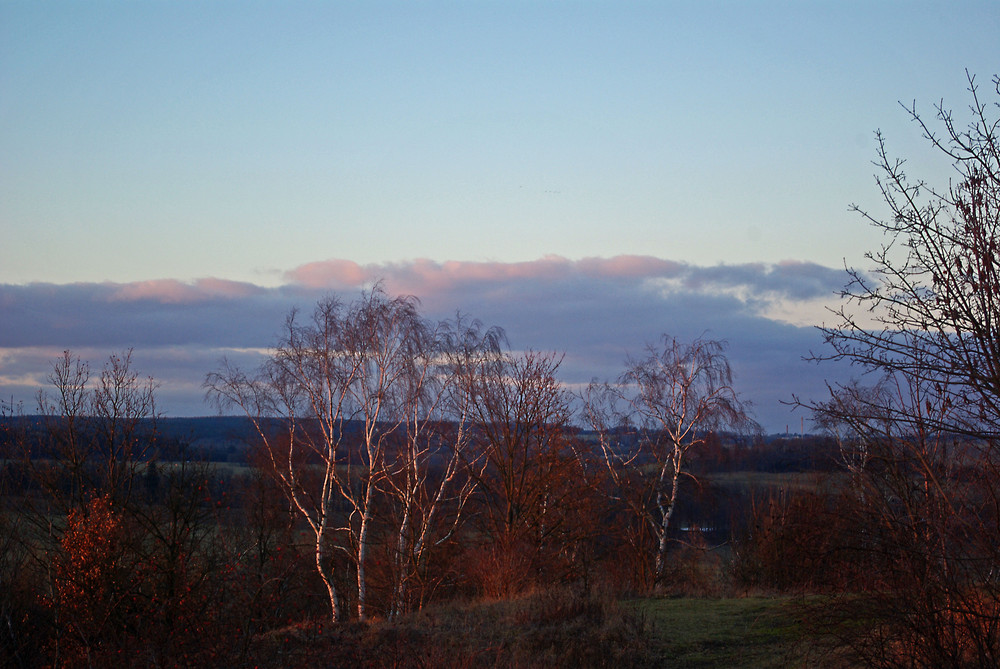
[{"xmin": 1, "ymin": 1, "xmax": 997, "ymax": 430}]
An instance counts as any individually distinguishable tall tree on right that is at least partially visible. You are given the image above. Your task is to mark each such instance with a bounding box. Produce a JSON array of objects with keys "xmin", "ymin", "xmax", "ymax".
[{"xmin": 807, "ymin": 72, "xmax": 1000, "ymax": 667}]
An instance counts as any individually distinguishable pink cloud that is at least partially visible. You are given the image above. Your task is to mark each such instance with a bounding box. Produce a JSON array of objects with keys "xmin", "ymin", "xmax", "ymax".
[
  {"xmin": 381, "ymin": 256, "xmax": 573, "ymax": 298},
  {"xmin": 106, "ymin": 278, "xmax": 264, "ymax": 304},
  {"xmin": 193, "ymin": 278, "xmax": 264, "ymax": 299},
  {"xmin": 283, "ymin": 255, "xmax": 687, "ymax": 296},
  {"xmin": 89, "ymin": 256, "xmax": 840, "ymax": 311},
  {"xmin": 284, "ymin": 259, "xmax": 369, "ymax": 289},
  {"xmin": 577, "ymin": 255, "xmax": 684, "ymax": 278}
]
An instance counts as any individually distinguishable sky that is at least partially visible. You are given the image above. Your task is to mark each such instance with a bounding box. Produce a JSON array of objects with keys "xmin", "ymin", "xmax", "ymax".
[{"xmin": 1, "ymin": 1, "xmax": 997, "ymax": 432}]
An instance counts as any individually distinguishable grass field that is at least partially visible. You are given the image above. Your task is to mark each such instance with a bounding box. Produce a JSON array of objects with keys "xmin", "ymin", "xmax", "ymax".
[
  {"xmin": 250, "ymin": 591, "xmax": 846, "ymax": 668},
  {"xmin": 633, "ymin": 596, "xmax": 839, "ymax": 668}
]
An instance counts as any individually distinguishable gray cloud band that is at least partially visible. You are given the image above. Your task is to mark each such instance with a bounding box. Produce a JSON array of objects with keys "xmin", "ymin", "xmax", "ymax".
[{"xmin": 0, "ymin": 256, "xmax": 851, "ymax": 431}]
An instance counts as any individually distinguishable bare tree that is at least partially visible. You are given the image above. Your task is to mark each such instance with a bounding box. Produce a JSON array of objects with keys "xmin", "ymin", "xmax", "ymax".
[
  {"xmin": 207, "ymin": 289, "xmax": 419, "ymax": 621},
  {"xmin": 815, "ymin": 72, "xmax": 1000, "ymax": 440},
  {"xmin": 206, "ymin": 289, "xmax": 498, "ymax": 622},
  {"xmin": 585, "ymin": 335, "xmax": 757, "ymax": 588},
  {"xmin": 28, "ymin": 350, "xmax": 158, "ymax": 515},
  {"xmin": 12, "ymin": 351, "xmax": 224, "ymax": 665},
  {"xmin": 810, "ymin": 379, "xmax": 894, "ymax": 480},
  {"xmin": 456, "ymin": 347, "xmax": 589, "ymax": 595},
  {"xmin": 805, "ymin": 72, "xmax": 1000, "ymax": 666},
  {"xmin": 381, "ymin": 316, "xmax": 503, "ymax": 618},
  {"xmin": 467, "ymin": 350, "xmax": 570, "ymax": 540}
]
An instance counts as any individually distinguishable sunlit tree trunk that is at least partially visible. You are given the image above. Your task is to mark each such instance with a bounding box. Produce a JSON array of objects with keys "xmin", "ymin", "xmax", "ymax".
[
  {"xmin": 383, "ymin": 318, "xmax": 501, "ymax": 619},
  {"xmin": 207, "ymin": 287, "xmax": 444, "ymax": 622},
  {"xmin": 584, "ymin": 335, "xmax": 758, "ymax": 590}
]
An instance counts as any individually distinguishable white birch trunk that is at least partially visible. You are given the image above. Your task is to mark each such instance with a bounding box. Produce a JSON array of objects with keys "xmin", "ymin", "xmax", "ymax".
[
  {"xmin": 654, "ymin": 446, "xmax": 683, "ymax": 586},
  {"xmin": 315, "ymin": 533, "xmax": 342, "ymax": 623}
]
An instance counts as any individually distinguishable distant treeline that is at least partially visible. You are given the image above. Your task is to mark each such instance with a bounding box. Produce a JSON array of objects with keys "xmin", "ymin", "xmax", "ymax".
[{"xmin": 1, "ymin": 413, "xmax": 839, "ymax": 471}]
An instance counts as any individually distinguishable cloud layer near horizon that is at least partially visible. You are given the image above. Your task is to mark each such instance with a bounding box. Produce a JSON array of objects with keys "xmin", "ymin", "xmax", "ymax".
[{"xmin": 0, "ymin": 255, "xmax": 851, "ymax": 432}]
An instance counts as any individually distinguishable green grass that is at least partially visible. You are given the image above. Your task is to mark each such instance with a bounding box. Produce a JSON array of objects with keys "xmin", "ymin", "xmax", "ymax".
[{"xmin": 632, "ymin": 596, "xmax": 835, "ymax": 668}]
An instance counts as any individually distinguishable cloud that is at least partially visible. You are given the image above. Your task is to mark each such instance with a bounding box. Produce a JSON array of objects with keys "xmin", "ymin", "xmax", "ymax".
[
  {"xmin": 108, "ymin": 278, "xmax": 265, "ymax": 303},
  {"xmin": 285, "ymin": 259, "xmax": 368, "ymax": 290},
  {"xmin": 0, "ymin": 256, "xmax": 854, "ymax": 430},
  {"xmin": 0, "ymin": 281, "xmax": 290, "ymax": 348},
  {"xmin": 281, "ymin": 255, "xmax": 842, "ymax": 309},
  {"xmin": 577, "ymin": 255, "xmax": 684, "ymax": 279},
  {"xmin": 285, "ymin": 255, "xmax": 687, "ymax": 293}
]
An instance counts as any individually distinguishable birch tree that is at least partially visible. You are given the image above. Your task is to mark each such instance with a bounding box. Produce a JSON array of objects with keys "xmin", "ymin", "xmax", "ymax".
[
  {"xmin": 206, "ymin": 288, "xmax": 427, "ymax": 622},
  {"xmin": 206, "ymin": 290, "xmax": 499, "ymax": 622},
  {"xmin": 382, "ymin": 317, "xmax": 503, "ymax": 618},
  {"xmin": 585, "ymin": 335, "xmax": 756, "ymax": 588}
]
